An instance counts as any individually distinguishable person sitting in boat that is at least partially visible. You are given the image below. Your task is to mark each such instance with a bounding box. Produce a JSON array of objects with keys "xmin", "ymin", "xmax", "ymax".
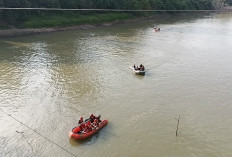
[
  {"xmin": 78, "ymin": 117, "xmax": 83, "ymax": 125},
  {"xmin": 82, "ymin": 123, "xmax": 91, "ymax": 133},
  {"xmin": 86, "ymin": 123, "xmax": 93, "ymax": 132},
  {"xmin": 141, "ymin": 66, "xmax": 145, "ymax": 71},
  {"xmin": 90, "ymin": 114, "xmax": 96, "ymax": 123},
  {"xmin": 80, "ymin": 123, "xmax": 86, "ymax": 131},
  {"xmin": 97, "ymin": 115, "xmax": 102, "ymax": 123},
  {"xmin": 154, "ymin": 27, "xmax": 160, "ymax": 32},
  {"xmin": 92, "ymin": 118, "xmax": 99, "ymax": 128}
]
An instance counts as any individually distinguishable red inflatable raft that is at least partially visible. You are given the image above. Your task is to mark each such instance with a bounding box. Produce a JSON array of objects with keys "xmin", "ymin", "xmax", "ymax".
[{"xmin": 69, "ymin": 119, "xmax": 108, "ymax": 140}]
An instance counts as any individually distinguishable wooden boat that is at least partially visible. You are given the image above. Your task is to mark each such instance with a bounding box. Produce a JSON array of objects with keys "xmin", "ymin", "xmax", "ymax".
[
  {"xmin": 69, "ymin": 119, "xmax": 108, "ymax": 140},
  {"xmin": 130, "ymin": 66, "xmax": 146, "ymax": 75}
]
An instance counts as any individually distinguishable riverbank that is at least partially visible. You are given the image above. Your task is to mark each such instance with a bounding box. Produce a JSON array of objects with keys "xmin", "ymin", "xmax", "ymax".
[
  {"xmin": 1, "ymin": 10, "xmax": 229, "ymax": 38},
  {"xmin": 0, "ymin": 15, "xmax": 161, "ymax": 38},
  {"xmin": 0, "ymin": 12, "xmax": 140, "ymax": 38},
  {"xmin": 0, "ymin": 25, "xmax": 95, "ymax": 38}
]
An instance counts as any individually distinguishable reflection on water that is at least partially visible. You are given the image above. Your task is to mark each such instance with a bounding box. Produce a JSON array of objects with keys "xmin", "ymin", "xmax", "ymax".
[
  {"xmin": 1, "ymin": 40, "xmax": 31, "ymax": 47},
  {"xmin": 1, "ymin": 12, "xmax": 232, "ymax": 157}
]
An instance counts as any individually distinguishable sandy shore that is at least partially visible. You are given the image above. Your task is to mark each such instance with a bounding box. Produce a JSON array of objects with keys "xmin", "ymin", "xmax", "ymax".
[{"xmin": 0, "ymin": 25, "xmax": 97, "ymax": 38}]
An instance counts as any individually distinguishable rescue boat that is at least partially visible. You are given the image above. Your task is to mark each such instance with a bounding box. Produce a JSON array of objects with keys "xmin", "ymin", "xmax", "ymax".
[
  {"xmin": 69, "ymin": 119, "xmax": 108, "ymax": 140},
  {"xmin": 130, "ymin": 66, "xmax": 146, "ymax": 75}
]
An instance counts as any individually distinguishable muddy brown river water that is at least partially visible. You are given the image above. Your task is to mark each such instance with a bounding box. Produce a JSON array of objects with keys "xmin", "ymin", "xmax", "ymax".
[{"xmin": 1, "ymin": 12, "xmax": 232, "ymax": 157}]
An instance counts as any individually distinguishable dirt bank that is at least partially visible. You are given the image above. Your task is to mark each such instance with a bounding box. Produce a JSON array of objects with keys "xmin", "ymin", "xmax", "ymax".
[
  {"xmin": 0, "ymin": 25, "xmax": 96, "ymax": 38},
  {"xmin": 0, "ymin": 16, "xmax": 165, "ymax": 38}
]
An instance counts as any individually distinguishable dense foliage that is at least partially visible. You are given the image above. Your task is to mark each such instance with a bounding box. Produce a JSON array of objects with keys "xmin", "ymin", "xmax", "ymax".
[
  {"xmin": 0, "ymin": 0, "xmax": 215, "ymax": 28},
  {"xmin": 0, "ymin": 0, "xmax": 214, "ymax": 9},
  {"xmin": 225, "ymin": 0, "xmax": 232, "ymax": 5}
]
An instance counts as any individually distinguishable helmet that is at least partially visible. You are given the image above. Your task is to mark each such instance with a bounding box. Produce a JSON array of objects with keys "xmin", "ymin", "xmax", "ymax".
[
  {"xmin": 80, "ymin": 117, "xmax": 83, "ymax": 120},
  {"xmin": 91, "ymin": 114, "xmax": 93, "ymax": 116}
]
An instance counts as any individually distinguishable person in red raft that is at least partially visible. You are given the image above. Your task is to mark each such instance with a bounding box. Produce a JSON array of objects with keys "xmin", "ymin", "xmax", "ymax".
[
  {"xmin": 90, "ymin": 114, "xmax": 96, "ymax": 123},
  {"xmin": 76, "ymin": 114, "xmax": 102, "ymax": 134},
  {"xmin": 78, "ymin": 117, "xmax": 83, "ymax": 124}
]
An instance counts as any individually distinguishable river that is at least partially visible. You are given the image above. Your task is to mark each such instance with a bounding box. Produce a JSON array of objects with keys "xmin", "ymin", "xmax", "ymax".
[{"xmin": 1, "ymin": 12, "xmax": 232, "ymax": 157}]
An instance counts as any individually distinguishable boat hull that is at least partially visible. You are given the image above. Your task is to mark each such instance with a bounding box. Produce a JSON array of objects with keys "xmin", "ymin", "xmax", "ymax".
[{"xmin": 69, "ymin": 120, "xmax": 108, "ymax": 140}]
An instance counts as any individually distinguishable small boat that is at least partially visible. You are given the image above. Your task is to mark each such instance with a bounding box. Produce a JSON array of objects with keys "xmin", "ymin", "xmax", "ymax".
[
  {"xmin": 130, "ymin": 66, "xmax": 146, "ymax": 75},
  {"xmin": 69, "ymin": 119, "xmax": 108, "ymax": 140},
  {"xmin": 154, "ymin": 27, "xmax": 161, "ymax": 32}
]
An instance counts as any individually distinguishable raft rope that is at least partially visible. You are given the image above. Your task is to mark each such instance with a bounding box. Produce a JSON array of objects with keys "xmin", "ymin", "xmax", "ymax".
[
  {"xmin": 0, "ymin": 108, "xmax": 77, "ymax": 157},
  {"xmin": 0, "ymin": 8, "xmax": 228, "ymax": 12}
]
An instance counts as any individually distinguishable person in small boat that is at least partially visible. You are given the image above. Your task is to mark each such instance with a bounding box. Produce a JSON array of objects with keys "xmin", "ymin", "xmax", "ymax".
[
  {"xmin": 97, "ymin": 115, "xmax": 102, "ymax": 123},
  {"xmin": 154, "ymin": 27, "xmax": 160, "ymax": 32},
  {"xmin": 78, "ymin": 117, "xmax": 83, "ymax": 125},
  {"xmin": 141, "ymin": 66, "xmax": 145, "ymax": 71},
  {"xmin": 90, "ymin": 114, "xmax": 96, "ymax": 123},
  {"xmin": 133, "ymin": 64, "xmax": 136, "ymax": 69},
  {"xmin": 140, "ymin": 64, "xmax": 143, "ymax": 69}
]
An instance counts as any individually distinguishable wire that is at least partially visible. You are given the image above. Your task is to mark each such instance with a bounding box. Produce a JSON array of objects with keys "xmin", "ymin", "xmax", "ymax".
[
  {"xmin": 0, "ymin": 108, "xmax": 77, "ymax": 157},
  {"xmin": 0, "ymin": 8, "xmax": 229, "ymax": 12}
]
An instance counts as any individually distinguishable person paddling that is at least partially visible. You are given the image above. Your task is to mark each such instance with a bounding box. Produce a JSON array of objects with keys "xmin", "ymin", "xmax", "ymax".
[
  {"xmin": 92, "ymin": 119, "xmax": 99, "ymax": 128},
  {"xmin": 90, "ymin": 114, "xmax": 96, "ymax": 123},
  {"xmin": 141, "ymin": 66, "xmax": 145, "ymax": 71},
  {"xmin": 78, "ymin": 117, "xmax": 83, "ymax": 125},
  {"xmin": 133, "ymin": 64, "xmax": 136, "ymax": 69},
  {"xmin": 97, "ymin": 115, "xmax": 102, "ymax": 123}
]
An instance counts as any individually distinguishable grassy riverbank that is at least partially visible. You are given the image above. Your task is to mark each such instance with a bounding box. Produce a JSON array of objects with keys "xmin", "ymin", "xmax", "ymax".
[
  {"xmin": 18, "ymin": 12, "xmax": 135, "ymax": 28},
  {"xmin": 0, "ymin": 12, "xmax": 155, "ymax": 38},
  {"xmin": 0, "ymin": 0, "xmax": 219, "ymax": 30},
  {"xmin": 0, "ymin": 12, "xmax": 135, "ymax": 29}
]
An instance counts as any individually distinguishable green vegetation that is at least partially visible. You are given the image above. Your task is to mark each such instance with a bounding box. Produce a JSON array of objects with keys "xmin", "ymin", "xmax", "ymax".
[
  {"xmin": 20, "ymin": 12, "xmax": 134, "ymax": 28},
  {"xmin": 0, "ymin": 0, "xmax": 216, "ymax": 29},
  {"xmin": 225, "ymin": 0, "xmax": 232, "ymax": 5}
]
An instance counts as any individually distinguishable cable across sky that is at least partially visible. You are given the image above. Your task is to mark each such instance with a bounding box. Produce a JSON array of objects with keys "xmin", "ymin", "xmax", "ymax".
[{"xmin": 0, "ymin": 7, "xmax": 230, "ymax": 12}]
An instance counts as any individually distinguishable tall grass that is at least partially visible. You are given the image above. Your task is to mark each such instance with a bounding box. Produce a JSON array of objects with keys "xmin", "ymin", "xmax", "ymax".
[{"xmin": 19, "ymin": 13, "xmax": 134, "ymax": 28}]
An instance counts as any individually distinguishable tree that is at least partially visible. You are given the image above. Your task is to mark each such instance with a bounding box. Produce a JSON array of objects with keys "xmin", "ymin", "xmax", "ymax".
[
  {"xmin": 77, "ymin": 0, "xmax": 93, "ymax": 9},
  {"xmin": 37, "ymin": 0, "xmax": 60, "ymax": 8},
  {"xmin": 149, "ymin": 0, "xmax": 165, "ymax": 9},
  {"xmin": 59, "ymin": 0, "xmax": 78, "ymax": 9},
  {"xmin": 0, "ymin": 0, "xmax": 4, "ymax": 7},
  {"xmin": 92, "ymin": 0, "xmax": 103, "ymax": 8},
  {"xmin": 3, "ymin": 0, "xmax": 20, "ymax": 7},
  {"xmin": 0, "ymin": 0, "xmax": 4, "ymax": 22},
  {"xmin": 140, "ymin": 0, "xmax": 151, "ymax": 10},
  {"xmin": 226, "ymin": 0, "xmax": 232, "ymax": 5}
]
